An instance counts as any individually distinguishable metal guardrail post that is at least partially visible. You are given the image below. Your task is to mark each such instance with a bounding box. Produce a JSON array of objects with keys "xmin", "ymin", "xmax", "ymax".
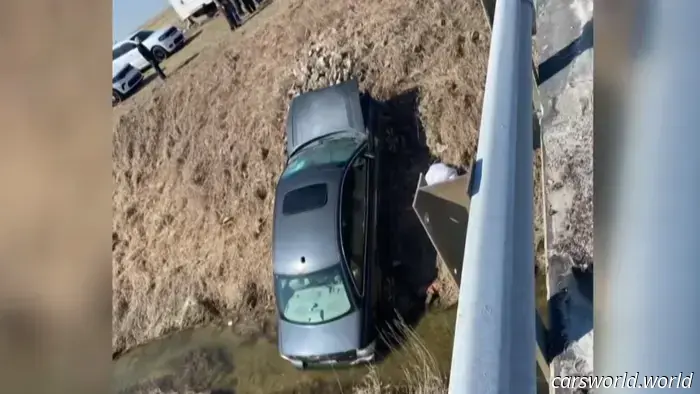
[{"xmin": 447, "ymin": 0, "xmax": 535, "ymax": 392}]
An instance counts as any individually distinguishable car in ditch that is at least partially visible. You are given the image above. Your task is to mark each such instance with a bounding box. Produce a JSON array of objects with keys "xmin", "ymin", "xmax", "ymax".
[{"xmin": 272, "ymin": 79, "xmax": 385, "ymax": 369}]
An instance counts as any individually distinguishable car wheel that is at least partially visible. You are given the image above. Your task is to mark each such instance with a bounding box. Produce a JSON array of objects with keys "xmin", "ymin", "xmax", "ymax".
[
  {"xmin": 112, "ymin": 89, "xmax": 124, "ymax": 106},
  {"xmin": 152, "ymin": 46, "xmax": 168, "ymax": 62}
]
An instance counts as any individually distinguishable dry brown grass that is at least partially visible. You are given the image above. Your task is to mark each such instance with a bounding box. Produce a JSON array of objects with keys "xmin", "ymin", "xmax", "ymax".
[
  {"xmin": 354, "ymin": 319, "xmax": 448, "ymax": 394},
  {"xmin": 112, "ymin": 0, "xmax": 492, "ymax": 356}
]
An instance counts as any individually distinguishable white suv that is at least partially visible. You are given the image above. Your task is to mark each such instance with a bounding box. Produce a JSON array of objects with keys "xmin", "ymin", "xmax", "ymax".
[
  {"xmin": 112, "ymin": 64, "xmax": 143, "ymax": 105},
  {"xmin": 112, "ymin": 26, "xmax": 186, "ymax": 71}
]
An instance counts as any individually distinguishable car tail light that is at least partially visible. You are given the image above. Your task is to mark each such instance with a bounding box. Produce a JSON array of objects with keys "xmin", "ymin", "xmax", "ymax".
[
  {"xmin": 356, "ymin": 340, "xmax": 376, "ymax": 358},
  {"xmin": 280, "ymin": 354, "xmax": 305, "ymax": 368}
]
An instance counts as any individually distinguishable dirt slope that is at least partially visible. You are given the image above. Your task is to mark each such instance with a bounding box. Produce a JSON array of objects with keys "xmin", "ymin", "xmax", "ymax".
[{"xmin": 112, "ymin": 0, "xmax": 493, "ymax": 356}]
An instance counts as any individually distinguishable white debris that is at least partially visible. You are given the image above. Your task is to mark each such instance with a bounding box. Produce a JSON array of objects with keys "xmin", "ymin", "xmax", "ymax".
[{"xmin": 425, "ymin": 162, "xmax": 458, "ymax": 186}]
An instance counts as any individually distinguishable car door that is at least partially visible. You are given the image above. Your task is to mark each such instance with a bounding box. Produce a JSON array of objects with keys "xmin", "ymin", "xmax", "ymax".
[
  {"xmin": 341, "ymin": 151, "xmax": 367, "ymax": 297},
  {"xmin": 361, "ymin": 145, "xmax": 381, "ymax": 333},
  {"xmin": 365, "ymin": 107, "xmax": 382, "ymax": 313},
  {"xmin": 112, "ymin": 44, "xmax": 131, "ymax": 70},
  {"xmin": 122, "ymin": 42, "xmax": 148, "ymax": 70},
  {"xmin": 340, "ymin": 146, "xmax": 378, "ymax": 344}
]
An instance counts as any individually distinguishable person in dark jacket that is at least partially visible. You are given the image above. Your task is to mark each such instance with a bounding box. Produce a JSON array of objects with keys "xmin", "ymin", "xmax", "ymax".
[
  {"xmin": 229, "ymin": 0, "xmax": 245, "ymax": 18},
  {"xmin": 251, "ymin": 0, "xmax": 262, "ymax": 10},
  {"xmin": 223, "ymin": 0, "xmax": 243, "ymax": 30},
  {"xmin": 246, "ymin": 0, "xmax": 258, "ymax": 13},
  {"xmin": 236, "ymin": 0, "xmax": 255, "ymax": 15},
  {"xmin": 133, "ymin": 37, "xmax": 166, "ymax": 80},
  {"xmin": 215, "ymin": 0, "xmax": 241, "ymax": 30}
]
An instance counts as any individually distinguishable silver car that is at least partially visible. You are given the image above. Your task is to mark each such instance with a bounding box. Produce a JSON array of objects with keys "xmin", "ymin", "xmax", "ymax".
[{"xmin": 272, "ymin": 79, "xmax": 385, "ymax": 369}]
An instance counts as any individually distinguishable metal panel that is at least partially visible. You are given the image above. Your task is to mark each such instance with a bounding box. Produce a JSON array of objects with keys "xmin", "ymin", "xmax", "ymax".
[{"xmin": 412, "ymin": 172, "xmax": 471, "ymax": 286}]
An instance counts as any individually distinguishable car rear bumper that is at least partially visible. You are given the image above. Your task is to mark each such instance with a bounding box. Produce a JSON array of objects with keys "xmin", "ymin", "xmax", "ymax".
[{"xmin": 281, "ymin": 340, "xmax": 376, "ymax": 369}]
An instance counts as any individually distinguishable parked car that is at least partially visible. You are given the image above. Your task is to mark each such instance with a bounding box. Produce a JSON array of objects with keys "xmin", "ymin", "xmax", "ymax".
[
  {"xmin": 112, "ymin": 26, "xmax": 186, "ymax": 71},
  {"xmin": 112, "ymin": 63, "xmax": 143, "ymax": 105},
  {"xmin": 272, "ymin": 79, "xmax": 385, "ymax": 369}
]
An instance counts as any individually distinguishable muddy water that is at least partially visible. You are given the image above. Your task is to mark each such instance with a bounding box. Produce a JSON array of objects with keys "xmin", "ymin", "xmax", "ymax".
[
  {"xmin": 115, "ymin": 272, "xmax": 549, "ymax": 394},
  {"xmin": 114, "ymin": 308, "xmax": 457, "ymax": 393}
]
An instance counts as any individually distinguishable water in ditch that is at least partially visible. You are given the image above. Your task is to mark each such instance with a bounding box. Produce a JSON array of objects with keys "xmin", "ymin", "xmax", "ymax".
[
  {"xmin": 114, "ymin": 307, "xmax": 457, "ymax": 394},
  {"xmin": 114, "ymin": 273, "xmax": 549, "ymax": 393}
]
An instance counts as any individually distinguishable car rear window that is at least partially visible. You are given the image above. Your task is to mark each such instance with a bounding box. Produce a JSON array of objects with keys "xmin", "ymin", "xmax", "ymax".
[{"xmin": 282, "ymin": 183, "xmax": 328, "ymax": 215}]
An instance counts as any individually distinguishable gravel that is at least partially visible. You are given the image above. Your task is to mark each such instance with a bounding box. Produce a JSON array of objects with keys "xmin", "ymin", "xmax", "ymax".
[{"xmin": 287, "ymin": 31, "xmax": 365, "ymax": 97}]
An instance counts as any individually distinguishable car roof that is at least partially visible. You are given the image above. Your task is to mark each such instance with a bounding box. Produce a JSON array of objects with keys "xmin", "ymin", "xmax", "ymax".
[
  {"xmin": 128, "ymin": 29, "xmax": 156, "ymax": 39},
  {"xmin": 112, "ymin": 40, "xmax": 133, "ymax": 49},
  {"xmin": 112, "ymin": 30, "xmax": 153, "ymax": 49},
  {"xmin": 272, "ymin": 164, "xmax": 345, "ymax": 276},
  {"xmin": 113, "ymin": 25, "xmax": 173, "ymax": 50}
]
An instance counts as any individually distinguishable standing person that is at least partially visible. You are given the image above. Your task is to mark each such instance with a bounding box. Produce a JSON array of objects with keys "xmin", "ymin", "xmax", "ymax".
[
  {"xmin": 240, "ymin": 0, "xmax": 256, "ymax": 15},
  {"xmin": 250, "ymin": 0, "xmax": 262, "ymax": 11},
  {"xmin": 185, "ymin": 16, "xmax": 199, "ymax": 30},
  {"xmin": 247, "ymin": 0, "xmax": 259, "ymax": 13},
  {"xmin": 222, "ymin": 0, "xmax": 243, "ymax": 28},
  {"xmin": 215, "ymin": 0, "xmax": 242, "ymax": 30},
  {"xmin": 231, "ymin": 0, "xmax": 250, "ymax": 17},
  {"xmin": 133, "ymin": 37, "xmax": 166, "ymax": 80}
]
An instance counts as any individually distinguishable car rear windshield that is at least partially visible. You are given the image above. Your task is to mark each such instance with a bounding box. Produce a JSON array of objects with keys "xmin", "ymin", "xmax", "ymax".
[
  {"xmin": 274, "ymin": 265, "xmax": 354, "ymax": 325},
  {"xmin": 282, "ymin": 131, "xmax": 366, "ymax": 179},
  {"xmin": 282, "ymin": 183, "xmax": 328, "ymax": 215}
]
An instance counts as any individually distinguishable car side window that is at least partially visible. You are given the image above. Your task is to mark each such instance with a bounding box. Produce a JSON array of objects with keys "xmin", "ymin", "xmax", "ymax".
[
  {"xmin": 341, "ymin": 154, "xmax": 367, "ymax": 296},
  {"xmin": 113, "ymin": 43, "xmax": 136, "ymax": 60},
  {"xmin": 134, "ymin": 31, "xmax": 152, "ymax": 41},
  {"xmin": 113, "ymin": 45, "xmax": 126, "ymax": 60}
]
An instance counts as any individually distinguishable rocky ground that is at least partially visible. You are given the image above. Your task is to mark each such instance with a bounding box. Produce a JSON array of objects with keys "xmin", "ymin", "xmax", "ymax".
[{"xmin": 535, "ymin": 0, "xmax": 594, "ymax": 391}]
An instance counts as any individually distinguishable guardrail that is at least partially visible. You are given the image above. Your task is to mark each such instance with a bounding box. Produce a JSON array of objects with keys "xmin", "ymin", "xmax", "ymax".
[{"xmin": 447, "ymin": 0, "xmax": 536, "ymax": 392}]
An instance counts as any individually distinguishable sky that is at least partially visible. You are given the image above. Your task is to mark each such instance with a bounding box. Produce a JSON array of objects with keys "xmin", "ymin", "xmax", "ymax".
[{"xmin": 113, "ymin": 0, "xmax": 170, "ymax": 42}]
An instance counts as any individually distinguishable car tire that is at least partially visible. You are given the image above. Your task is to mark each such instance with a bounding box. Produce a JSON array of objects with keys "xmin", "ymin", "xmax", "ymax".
[
  {"xmin": 112, "ymin": 89, "xmax": 124, "ymax": 106},
  {"xmin": 152, "ymin": 46, "xmax": 168, "ymax": 62}
]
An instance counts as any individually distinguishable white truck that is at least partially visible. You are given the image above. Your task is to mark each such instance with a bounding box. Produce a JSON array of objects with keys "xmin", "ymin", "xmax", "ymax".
[{"xmin": 169, "ymin": 0, "xmax": 217, "ymax": 23}]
